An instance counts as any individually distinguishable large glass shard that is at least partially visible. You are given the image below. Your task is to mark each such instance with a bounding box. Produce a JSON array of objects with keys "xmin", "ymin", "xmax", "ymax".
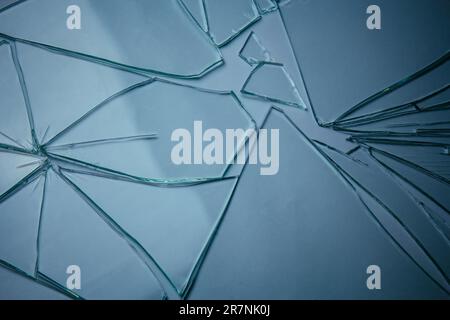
[
  {"xmin": 0, "ymin": 149, "xmax": 43, "ymax": 198},
  {"xmin": 0, "ymin": 266, "xmax": 68, "ymax": 300},
  {"xmin": 0, "ymin": 174, "xmax": 44, "ymax": 276},
  {"xmin": 0, "ymin": 41, "xmax": 32, "ymax": 149},
  {"xmin": 189, "ymin": 108, "xmax": 448, "ymax": 299},
  {"xmin": 315, "ymin": 143, "xmax": 450, "ymax": 286},
  {"xmin": 46, "ymin": 79, "xmax": 254, "ymax": 182},
  {"xmin": 204, "ymin": 0, "xmax": 260, "ymax": 47},
  {"xmin": 38, "ymin": 169, "xmax": 165, "ymax": 299},
  {"xmin": 61, "ymin": 169, "xmax": 238, "ymax": 296},
  {"xmin": 179, "ymin": 0, "xmax": 208, "ymax": 32},
  {"xmin": 254, "ymin": 0, "xmax": 278, "ymax": 14},
  {"xmin": 279, "ymin": 0, "xmax": 450, "ymax": 125},
  {"xmin": 371, "ymin": 148, "xmax": 450, "ymax": 212},
  {"xmin": 15, "ymin": 42, "xmax": 146, "ymax": 145},
  {"xmin": 241, "ymin": 62, "xmax": 305, "ymax": 108},
  {"xmin": 0, "ymin": 0, "xmax": 222, "ymax": 78},
  {"xmin": 239, "ymin": 31, "xmax": 273, "ymax": 65}
]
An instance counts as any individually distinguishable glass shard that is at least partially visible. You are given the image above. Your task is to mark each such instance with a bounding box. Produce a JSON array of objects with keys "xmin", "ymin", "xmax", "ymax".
[
  {"xmin": 241, "ymin": 62, "xmax": 305, "ymax": 108},
  {"xmin": 15, "ymin": 42, "xmax": 146, "ymax": 145},
  {"xmin": 204, "ymin": 0, "xmax": 260, "ymax": 47},
  {"xmin": 254, "ymin": 0, "xmax": 278, "ymax": 14},
  {"xmin": 239, "ymin": 31, "xmax": 272, "ymax": 65},
  {"xmin": 46, "ymin": 79, "xmax": 254, "ymax": 182},
  {"xmin": 38, "ymin": 169, "xmax": 165, "ymax": 299},
  {"xmin": 279, "ymin": 0, "xmax": 450, "ymax": 125},
  {"xmin": 189, "ymin": 108, "xmax": 448, "ymax": 299},
  {"xmin": 0, "ymin": 149, "xmax": 43, "ymax": 198},
  {"xmin": 0, "ymin": 174, "xmax": 44, "ymax": 276},
  {"xmin": 0, "ymin": 0, "xmax": 222, "ymax": 78},
  {"xmin": 179, "ymin": 0, "xmax": 208, "ymax": 32},
  {"xmin": 61, "ymin": 168, "xmax": 238, "ymax": 297},
  {"xmin": 0, "ymin": 41, "xmax": 33, "ymax": 149}
]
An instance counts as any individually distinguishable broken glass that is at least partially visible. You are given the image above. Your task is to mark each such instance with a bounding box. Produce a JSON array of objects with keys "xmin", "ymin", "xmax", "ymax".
[
  {"xmin": 241, "ymin": 62, "xmax": 305, "ymax": 108},
  {"xmin": 189, "ymin": 108, "xmax": 449, "ymax": 299},
  {"xmin": 203, "ymin": 0, "xmax": 261, "ymax": 47},
  {"xmin": 0, "ymin": 0, "xmax": 222, "ymax": 78},
  {"xmin": 61, "ymin": 168, "xmax": 238, "ymax": 297},
  {"xmin": 279, "ymin": 0, "xmax": 450, "ymax": 125},
  {"xmin": 239, "ymin": 31, "xmax": 273, "ymax": 65},
  {"xmin": 45, "ymin": 79, "xmax": 255, "ymax": 182},
  {"xmin": 315, "ymin": 141, "xmax": 450, "ymax": 291}
]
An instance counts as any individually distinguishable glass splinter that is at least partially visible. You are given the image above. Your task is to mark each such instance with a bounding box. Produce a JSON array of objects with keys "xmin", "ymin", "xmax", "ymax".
[
  {"xmin": 0, "ymin": 0, "xmax": 222, "ymax": 78},
  {"xmin": 241, "ymin": 62, "xmax": 305, "ymax": 108},
  {"xmin": 204, "ymin": 0, "xmax": 261, "ymax": 47},
  {"xmin": 239, "ymin": 31, "xmax": 272, "ymax": 66}
]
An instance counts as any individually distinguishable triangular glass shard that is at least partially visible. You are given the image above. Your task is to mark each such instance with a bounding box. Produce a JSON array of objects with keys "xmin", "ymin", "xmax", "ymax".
[
  {"xmin": 371, "ymin": 148, "xmax": 450, "ymax": 212},
  {"xmin": 279, "ymin": 0, "xmax": 450, "ymax": 124},
  {"xmin": 316, "ymin": 144, "xmax": 450, "ymax": 283},
  {"xmin": 46, "ymin": 79, "xmax": 254, "ymax": 182},
  {"xmin": 179, "ymin": 0, "xmax": 208, "ymax": 32},
  {"xmin": 62, "ymin": 169, "xmax": 238, "ymax": 296},
  {"xmin": 15, "ymin": 42, "xmax": 146, "ymax": 145},
  {"xmin": 0, "ymin": 149, "xmax": 43, "ymax": 198},
  {"xmin": 241, "ymin": 62, "xmax": 305, "ymax": 108},
  {"xmin": 189, "ymin": 108, "xmax": 448, "ymax": 299},
  {"xmin": 0, "ymin": 174, "xmax": 44, "ymax": 276},
  {"xmin": 204, "ymin": 0, "xmax": 260, "ymax": 46},
  {"xmin": 239, "ymin": 31, "xmax": 272, "ymax": 66},
  {"xmin": 38, "ymin": 169, "xmax": 165, "ymax": 299},
  {"xmin": 254, "ymin": 0, "xmax": 278, "ymax": 14},
  {"xmin": 0, "ymin": 41, "xmax": 33, "ymax": 149},
  {"xmin": 0, "ymin": 0, "xmax": 222, "ymax": 78}
]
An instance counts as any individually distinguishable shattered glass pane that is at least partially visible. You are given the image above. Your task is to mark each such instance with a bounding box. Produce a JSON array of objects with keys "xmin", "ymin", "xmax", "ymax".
[
  {"xmin": 0, "ymin": 0, "xmax": 222, "ymax": 78},
  {"xmin": 241, "ymin": 62, "xmax": 305, "ymax": 108},
  {"xmin": 239, "ymin": 31, "xmax": 273, "ymax": 65},
  {"xmin": 203, "ymin": 0, "xmax": 260, "ymax": 47},
  {"xmin": 0, "ymin": 0, "xmax": 449, "ymax": 300}
]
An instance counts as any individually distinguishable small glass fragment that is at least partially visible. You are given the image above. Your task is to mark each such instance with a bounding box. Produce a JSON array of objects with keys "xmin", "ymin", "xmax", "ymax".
[{"xmin": 239, "ymin": 31, "xmax": 272, "ymax": 65}]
